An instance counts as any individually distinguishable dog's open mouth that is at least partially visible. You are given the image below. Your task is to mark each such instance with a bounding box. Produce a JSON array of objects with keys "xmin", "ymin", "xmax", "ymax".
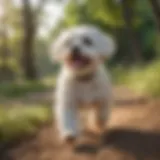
[{"xmin": 68, "ymin": 54, "xmax": 91, "ymax": 69}]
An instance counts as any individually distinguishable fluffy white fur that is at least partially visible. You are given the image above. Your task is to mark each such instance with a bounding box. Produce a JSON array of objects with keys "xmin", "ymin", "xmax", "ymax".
[{"xmin": 51, "ymin": 25, "xmax": 116, "ymax": 142}]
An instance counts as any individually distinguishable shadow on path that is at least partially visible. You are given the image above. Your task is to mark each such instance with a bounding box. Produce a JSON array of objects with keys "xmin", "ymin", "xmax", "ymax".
[{"xmin": 104, "ymin": 128, "xmax": 160, "ymax": 160}]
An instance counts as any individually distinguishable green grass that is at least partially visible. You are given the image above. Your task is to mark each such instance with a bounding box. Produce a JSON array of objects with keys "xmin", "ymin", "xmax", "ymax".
[
  {"xmin": 0, "ymin": 76, "xmax": 56, "ymax": 98},
  {"xmin": 112, "ymin": 61, "xmax": 160, "ymax": 97},
  {"xmin": 111, "ymin": 65, "xmax": 130, "ymax": 85},
  {"xmin": 0, "ymin": 105, "xmax": 51, "ymax": 144}
]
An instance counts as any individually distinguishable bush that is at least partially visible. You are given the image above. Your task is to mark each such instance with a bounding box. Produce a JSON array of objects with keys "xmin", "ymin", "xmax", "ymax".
[
  {"xmin": 113, "ymin": 61, "xmax": 160, "ymax": 97},
  {"xmin": 0, "ymin": 76, "xmax": 56, "ymax": 98},
  {"xmin": 0, "ymin": 106, "xmax": 51, "ymax": 143},
  {"xmin": 127, "ymin": 61, "xmax": 160, "ymax": 97}
]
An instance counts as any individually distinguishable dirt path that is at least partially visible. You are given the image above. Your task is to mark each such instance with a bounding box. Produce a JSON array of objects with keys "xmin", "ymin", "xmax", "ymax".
[{"xmin": 3, "ymin": 87, "xmax": 160, "ymax": 160}]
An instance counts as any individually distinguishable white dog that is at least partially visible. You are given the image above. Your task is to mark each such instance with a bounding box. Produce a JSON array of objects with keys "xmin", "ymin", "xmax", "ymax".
[{"xmin": 51, "ymin": 25, "xmax": 116, "ymax": 144}]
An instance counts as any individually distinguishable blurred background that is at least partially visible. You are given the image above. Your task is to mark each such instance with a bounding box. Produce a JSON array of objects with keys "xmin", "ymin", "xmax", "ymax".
[{"xmin": 0, "ymin": 0, "xmax": 160, "ymax": 159}]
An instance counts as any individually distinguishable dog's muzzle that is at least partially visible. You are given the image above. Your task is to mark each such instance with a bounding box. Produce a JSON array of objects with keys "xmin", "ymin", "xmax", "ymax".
[
  {"xmin": 71, "ymin": 46, "xmax": 81, "ymax": 58},
  {"xmin": 67, "ymin": 46, "xmax": 91, "ymax": 69}
]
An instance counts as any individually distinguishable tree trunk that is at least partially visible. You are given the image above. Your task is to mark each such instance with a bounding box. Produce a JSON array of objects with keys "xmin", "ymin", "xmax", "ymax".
[
  {"xmin": 121, "ymin": 0, "xmax": 142, "ymax": 62},
  {"xmin": 22, "ymin": 0, "xmax": 37, "ymax": 80},
  {"xmin": 149, "ymin": 0, "xmax": 160, "ymax": 31}
]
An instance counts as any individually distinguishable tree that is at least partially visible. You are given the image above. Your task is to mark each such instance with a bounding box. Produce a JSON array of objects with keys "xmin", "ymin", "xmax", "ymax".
[
  {"xmin": 22, "ymin": 0, "xmax": 46, "ymax": 80},
  {"xmin": 149, "ymin": 0, "xmax": 160, "ymax": 32},
  {"xmin": 120, "ymin": 0, "xmax": 142, "ymax": 62}
]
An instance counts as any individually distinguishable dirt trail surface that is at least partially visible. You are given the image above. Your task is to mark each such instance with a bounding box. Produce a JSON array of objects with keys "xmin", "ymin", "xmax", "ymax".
[{"xmin": 2, "ymin": 87, "xmax": 160, "ymax": 160}]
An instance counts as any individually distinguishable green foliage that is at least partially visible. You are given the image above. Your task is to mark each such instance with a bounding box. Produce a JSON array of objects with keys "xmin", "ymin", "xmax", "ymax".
[
  {"xmin": 0, "ymin": 1, "xmax": 23, "ymax": 80},
  {"xmin": 113, "ymin": 61, "xmax": 160, "ymax": 97},
  {"xmin": 86, "ymin": 0, "xmax": 124, "ymax": 26},
  {"xmin": 128, "ymin": 61, "xmax": 160, "ymax": 97},
  {"xmin": 111, "ymin": 65, "xmax": 129, "ymax": 84},
  {"xmin": 0, "ymin": 106, "xmax": 51, "ymax": 143},
  {"xmin": 155, "ymin": 34, "xmax": 160, "ymax": 56},
  {"xmin": 64, "ymin": 0, "xmax": 141, "ymax": 27}
]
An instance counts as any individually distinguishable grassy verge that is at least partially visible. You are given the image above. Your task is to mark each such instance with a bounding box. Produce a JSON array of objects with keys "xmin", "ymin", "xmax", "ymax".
[
  {"xmin": 0, "ymin": 105, "xmax": 51, "ymax": 144},
  {"xmin": 0, "ymin": 76, "xmax": 56, "ymax": 98},
  {"xmin": 112, "ymin": 61, "xmax": 160, "ymax": 97}
]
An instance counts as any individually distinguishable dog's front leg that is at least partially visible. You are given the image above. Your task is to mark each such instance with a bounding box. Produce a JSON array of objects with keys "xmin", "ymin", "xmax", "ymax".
[
  {"xmin": 55, "ymin": 97, "xmax": 79, "ymax": 144},
  {"xmin": 87, "ymin": 101, "xmax": 110, "ymax": 135}
]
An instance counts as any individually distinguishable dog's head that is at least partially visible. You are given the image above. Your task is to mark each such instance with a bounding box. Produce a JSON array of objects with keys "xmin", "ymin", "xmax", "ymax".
[{"xmin": 50, "ymin": 25, "xmax": 116, "ymax": 75}]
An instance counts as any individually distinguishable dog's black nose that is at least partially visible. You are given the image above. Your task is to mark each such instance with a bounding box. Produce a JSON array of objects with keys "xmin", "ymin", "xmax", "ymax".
[{"xmin": 71, "ymin": 46, "xmax": 81, "ymax": 58}]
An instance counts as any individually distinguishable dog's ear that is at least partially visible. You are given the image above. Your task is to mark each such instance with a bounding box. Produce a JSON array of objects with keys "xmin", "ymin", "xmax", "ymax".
[{"xmin": 99, "ymin": 32, "xmax": 116, "ymax": 59}]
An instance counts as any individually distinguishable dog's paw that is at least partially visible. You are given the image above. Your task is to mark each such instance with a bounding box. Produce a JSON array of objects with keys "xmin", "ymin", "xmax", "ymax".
[
  {"xmin": 61, "ymin": 135, "xmax": 76, "ymax": 146},
  {"xmin": 66, "ymin": 135, "xmax": 76, "ymax": 144},
  {"xmin": 74, "ymin": 132, "xmax": 100, "ymax": 153}
]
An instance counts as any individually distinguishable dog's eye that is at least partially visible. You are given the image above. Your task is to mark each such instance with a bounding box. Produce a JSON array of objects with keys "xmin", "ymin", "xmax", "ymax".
[{"xmin": 83, "ymin": 37, "xmax": 93, "ymax": 46}]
